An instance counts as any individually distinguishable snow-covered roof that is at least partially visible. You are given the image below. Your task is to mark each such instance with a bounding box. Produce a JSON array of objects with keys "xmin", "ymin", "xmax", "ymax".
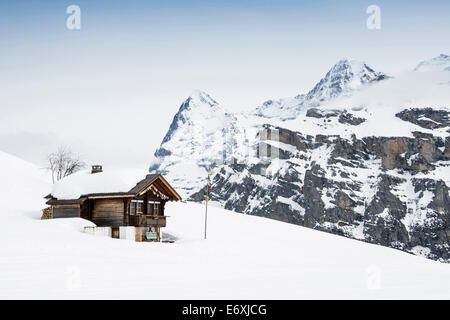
[{"xmin": 50, "ymin": 168, "xmax": 151, "ymax": 200}]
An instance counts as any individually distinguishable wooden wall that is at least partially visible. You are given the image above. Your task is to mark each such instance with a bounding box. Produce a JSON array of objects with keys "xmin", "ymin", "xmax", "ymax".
[
  {"xmin": 52, "ymin": 205, "xmax": 80, "ymax": 218},
  {"xmin": 91, "ymin": 199, "xmax": 125, "ymax": 226},
  {"xmin": 80, "ymin": 199, "xmax": 89, "ymax": 220}
]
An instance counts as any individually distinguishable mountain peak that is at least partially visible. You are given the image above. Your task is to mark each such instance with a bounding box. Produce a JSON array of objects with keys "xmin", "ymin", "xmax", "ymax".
[
  {"xmin": 329, "ymin": 59, "xmax": 379, "ymax": 78},
  {"xmin": 157, "ymin": 91, "xmax": 222, "ymax": 147},
  {"xmin": 305, "ymin": 59, "xmax": 387, "ymax": 102},
  {"xmin": 151, "ymin": 90, "xmax": 245, "ymax": 197},
  {"xmin": 187, "ymin": 90, "xmax": 218, "ymax": 108},
  {"xmin": 334, "ymin": 58, "xmax": 362, "ymax": 67},
  {"xmin": 331, "ymin": 59, "xmax": 373, "ymax": 74},
  {"xmin": 253, "ymin": 59, "xmax": 387, "ymax": 119},
  {"xmin": 414, "ymin": 54, "xmax": 450, "ymax": 72}
]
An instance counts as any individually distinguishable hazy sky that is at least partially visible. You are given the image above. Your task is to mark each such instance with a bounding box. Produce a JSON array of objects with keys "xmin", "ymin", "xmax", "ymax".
[{"xmin": 0, "ymin": 0, "xmax": 449, "ymax": 167}]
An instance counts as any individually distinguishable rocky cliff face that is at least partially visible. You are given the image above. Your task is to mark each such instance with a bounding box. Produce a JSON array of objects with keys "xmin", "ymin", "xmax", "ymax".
[{"xmin": 190, "ymin": 108, "xmax": 450, "ymax": 262}]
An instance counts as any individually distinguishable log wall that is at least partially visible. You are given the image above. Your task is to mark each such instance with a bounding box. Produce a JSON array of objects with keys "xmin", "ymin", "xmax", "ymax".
[
  {"xmin": 52, "ymin": 205, "xmax": 80, "ymax": 218},
  {"xmin": 91, "ymin": 199, "xmax": 125, "ymax": 226}
]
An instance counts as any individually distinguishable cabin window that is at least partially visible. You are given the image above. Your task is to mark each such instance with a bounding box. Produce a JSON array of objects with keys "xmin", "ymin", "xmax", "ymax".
[
  {"xmin": 130, "ymin": 200, "xmax": 144, "ymax": 215},
  {"xmin": 147, "ymin": 201, "xmax": 161, "ymax": 216}
]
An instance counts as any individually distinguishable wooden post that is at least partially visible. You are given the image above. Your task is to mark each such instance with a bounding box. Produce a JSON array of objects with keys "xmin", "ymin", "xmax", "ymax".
[
  {"xmin": 204, "ymin": 167, "xmax": 211, "ymax": 240},
  {"xmin": 204, "ymin": 197, "xmax": 208, "ymax": 240}
]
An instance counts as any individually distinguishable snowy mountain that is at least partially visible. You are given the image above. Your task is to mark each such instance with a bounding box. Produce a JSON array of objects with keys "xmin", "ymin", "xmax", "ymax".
[
  {"xmin": 414, "ymin": 54, "xmax": 450, "ymax": 72},
  {"xmin": 0, "ymin": 151, "xmax": 449, "ymax": 298},
  {"xmin": 151, "ymin": 55, "xmax": 450, "ymax": 262},
  {"xmin": 305, "ymin": 59, "xmax": 387, "ymax": 102},
  {"xmin": 149, "ymin": 90, "xmax": 247, "ymax": 198},
  {"xmin": 151, "ymin": 59, "xmax": 390, "ymax": 197},
  {"xmin": 254, "ymin": 59, "xmax": 388, "ymax": 120}
]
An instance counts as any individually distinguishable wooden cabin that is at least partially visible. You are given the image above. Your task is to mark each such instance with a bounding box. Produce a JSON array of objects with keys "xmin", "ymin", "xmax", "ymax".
[{"xmin": 45, "ymin": 166, "xmax": 181, "ymax": 242}]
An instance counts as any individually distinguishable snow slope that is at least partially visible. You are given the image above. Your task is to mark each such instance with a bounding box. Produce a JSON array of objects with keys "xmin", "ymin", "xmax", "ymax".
[
  {"xmin": 0, "ymin": 152, "xmax": 449, "ymax": 299},
  {"xmin": 0, "ymin": 150, "xmax": 51, "ymax": 212}
]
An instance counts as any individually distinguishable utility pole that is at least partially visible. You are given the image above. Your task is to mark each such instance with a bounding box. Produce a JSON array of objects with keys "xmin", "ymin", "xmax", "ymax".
[{"xmin": 204, "ymin": 167, "xmax": 211, "ymax": 240}]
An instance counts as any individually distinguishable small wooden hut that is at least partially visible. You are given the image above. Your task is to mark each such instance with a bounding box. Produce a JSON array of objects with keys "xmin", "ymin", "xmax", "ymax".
[{"xmin": 45, "ymin": 166, "xmax": 181, "ymax": 241}]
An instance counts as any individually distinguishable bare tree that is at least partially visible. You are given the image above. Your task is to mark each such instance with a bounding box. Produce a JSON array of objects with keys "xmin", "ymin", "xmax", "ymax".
[{"xmin": 46, "ymin": 146, "xmax": 86, "ymax": 183}]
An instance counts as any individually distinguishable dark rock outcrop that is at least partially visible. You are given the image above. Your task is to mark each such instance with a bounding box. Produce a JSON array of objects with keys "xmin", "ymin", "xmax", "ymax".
[
  {"xmin": 306, "ymin": 108, "xmax": 366, "ymax": 125},
  {"xmin": 396, "ymin": 108, "xmax": 450, "ymax": 129}
]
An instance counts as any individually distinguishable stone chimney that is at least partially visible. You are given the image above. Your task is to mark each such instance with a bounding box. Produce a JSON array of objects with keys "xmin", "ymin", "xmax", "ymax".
[{"xmin": 91, "ymin": 165, "xmax": 103, "ymax": 174}]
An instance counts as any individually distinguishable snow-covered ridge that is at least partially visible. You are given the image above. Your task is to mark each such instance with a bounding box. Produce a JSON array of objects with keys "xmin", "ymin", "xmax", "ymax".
[
  {"xmin": 414, "ymin": 54, "xmax": 450, "ymax": 72},
  {"xmin": 305, "ymin": 59, "xmax": 387, "ymax": 102},
  {"xmin": 254, "ymin": 58, "xmax": 388, "ymax": 120}
]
